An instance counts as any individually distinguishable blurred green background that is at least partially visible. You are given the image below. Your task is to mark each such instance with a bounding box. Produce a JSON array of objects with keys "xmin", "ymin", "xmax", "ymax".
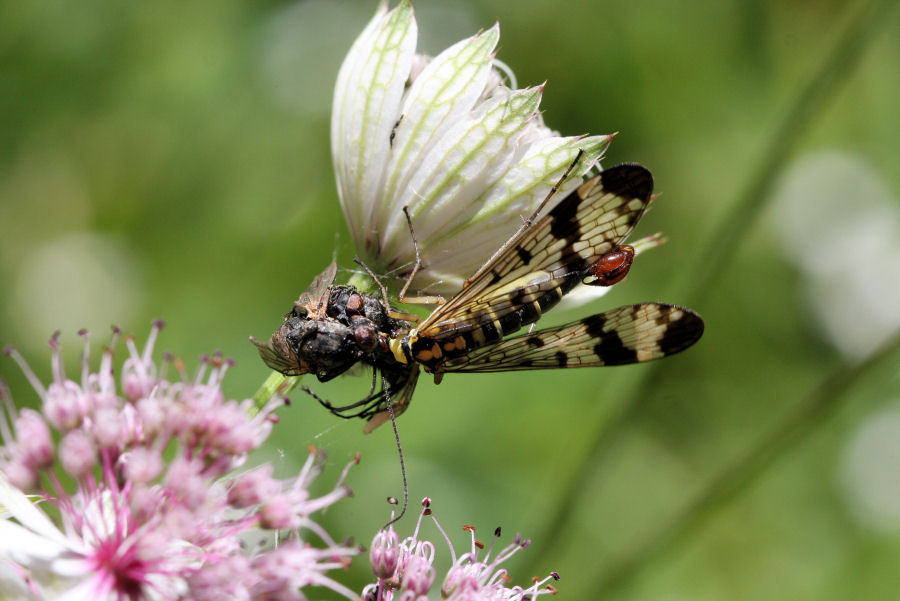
[{"xmin": 2, "ymin": 0, "xmax": 899, "ymax": 599}]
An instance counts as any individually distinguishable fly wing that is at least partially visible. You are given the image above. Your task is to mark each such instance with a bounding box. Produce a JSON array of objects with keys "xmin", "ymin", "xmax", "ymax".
[
  {"xmin": 295, "ymin": 261, "xmax": 339, "ymax": 319},
  {"xmin": 416, "ymin": 164, "xmax": 653, "ymax": 343},
  {"xmin": 437, "ymin": 303, "xmax": 703, "ymax": 372},
  {"xmin": 254, "ymin": 262, "xmax": 339, "ymax": 374}
]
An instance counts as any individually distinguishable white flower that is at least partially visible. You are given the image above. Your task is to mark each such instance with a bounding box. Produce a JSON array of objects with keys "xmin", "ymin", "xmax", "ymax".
[{"xmin": 332, "ymin": 1, "xmax": 611, "ymax": 296}]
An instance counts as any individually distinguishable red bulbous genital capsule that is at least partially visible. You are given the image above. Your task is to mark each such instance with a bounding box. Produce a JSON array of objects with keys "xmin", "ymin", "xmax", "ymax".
[{"xmin": 583, "ymin": 245, "xmax": 635, "ymax": 286}]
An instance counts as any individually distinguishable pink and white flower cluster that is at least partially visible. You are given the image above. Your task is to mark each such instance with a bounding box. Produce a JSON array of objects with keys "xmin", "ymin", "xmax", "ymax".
[
  {"xmin": 0, "ymin": 322, "xmax": 359, "ymax": 601},
  {"xmin": 364, "ymin": 498, "xmax": 559, "ymax": 601}
]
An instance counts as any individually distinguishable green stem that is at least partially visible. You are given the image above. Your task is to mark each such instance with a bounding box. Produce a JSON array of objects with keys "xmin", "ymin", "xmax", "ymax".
[
  {"xmin": 347, "ymin": 269, "xmax": 379, "ymax": 295},
  {"xmin": 522, "ymin": 0, "xmax": 896, "ymax": 582},
  {"xmin": 675, "ymin": 0, "xmax": 894, "ymax": 303},
  {"xmin": 593, "ymin": 330, "xmax": 900, "ymax": 596},
  {"xmin": 252, "ymin": 370, "xmax": 301, "ymax": 412}
]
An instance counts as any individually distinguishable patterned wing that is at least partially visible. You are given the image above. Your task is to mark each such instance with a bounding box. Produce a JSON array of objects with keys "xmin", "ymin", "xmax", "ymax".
[
  {"xmin": 438, "ymin": 303, "xmax": 703, "ymax": 373},
  {"xmin": 416, "ymin": 164, "xmax": 653, "ymax": 344}
]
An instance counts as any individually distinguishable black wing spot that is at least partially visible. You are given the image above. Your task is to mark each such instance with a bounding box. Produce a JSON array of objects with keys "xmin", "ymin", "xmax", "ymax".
[
  {"xmin": 654, "ymin": 310, "xmax": 672, "ymax": 326},
  {"xmin": 583, "ymin": 313, "xmax": 607, "ymax": 338},
  {"xmin": 516, "ymin": 246, "xmax": 533, "ymax": 264},
  {"xmin": 594, "ymin": 330, "xmax": 637, "ymax": 365},
  {"xmin": 526, "ymin": 336, "xmax": 544, "ymax": 348},
  {"xmin": 657, "ymin": 308, "xmax": 705, "ymax": 356},
  {"xmin": 548, "ymin": 189, "xmax": 581, "ymax": 241},
  {"xmin": 554, "ymin": 350, "xmax": 568, "ymax": 367},
  {"xmin": 599, "ymin": 164, "xmax": 654, "ymax": 201}
]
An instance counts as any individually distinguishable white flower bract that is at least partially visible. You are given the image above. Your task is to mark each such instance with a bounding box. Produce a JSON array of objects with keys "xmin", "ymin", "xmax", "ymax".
[{"xmin": 332, "ymin": 1, "xmax": 611, "ymax": 296}]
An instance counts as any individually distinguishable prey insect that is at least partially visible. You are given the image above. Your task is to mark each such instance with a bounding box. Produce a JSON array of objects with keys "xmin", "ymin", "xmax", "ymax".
[{"xmin": 253, "ymin": 163, "xmax": 704, "ymax": 432}]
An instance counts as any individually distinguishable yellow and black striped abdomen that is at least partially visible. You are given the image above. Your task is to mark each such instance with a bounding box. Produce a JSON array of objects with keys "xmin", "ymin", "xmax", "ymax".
[{"xmin": 410, "ymin": 269, "xmax": 582, "ymax": 371}]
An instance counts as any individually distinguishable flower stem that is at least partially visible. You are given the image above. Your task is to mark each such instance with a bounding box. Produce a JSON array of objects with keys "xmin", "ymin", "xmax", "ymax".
[
  {"xmin": 522, "ymin": 0, "xmax": 896, "ymax": 584},
  {"xmin": 253, "ymin": 370, "xmax": 300, "ymax": 412},
  {"xmin": 347, "ymin": 270, "xmax": 379, "ymax": 296},
  {"xmin": 592, "ymin": 329, "xmax": 900, "ymax": 596},
  {"xmin": 674, "ymin": 0, "xmax": 895, "ymax": 303}
]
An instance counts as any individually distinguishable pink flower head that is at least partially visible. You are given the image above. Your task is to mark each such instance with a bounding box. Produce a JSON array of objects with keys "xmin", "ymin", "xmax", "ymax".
[
  {"xmin": 1, "ymin": 324, "xmax": 359, "ymax": 600},
  {"xmin": 363, "ymin": 498, "xmax": 559, "ymax": 601}
]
